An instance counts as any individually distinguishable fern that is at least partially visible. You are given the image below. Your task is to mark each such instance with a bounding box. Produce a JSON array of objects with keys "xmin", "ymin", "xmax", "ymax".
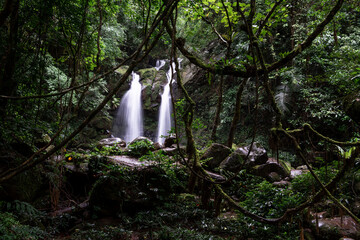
[{"xmin": 0, "ymin": 200, "xmax": 44, "ymax": 222}]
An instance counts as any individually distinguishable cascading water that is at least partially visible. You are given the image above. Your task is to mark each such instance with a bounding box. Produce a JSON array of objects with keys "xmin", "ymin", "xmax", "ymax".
[
  {"xmin": 156, "ymin": 61, "xmax": 180, "ymax": 144},
  {"xmin": 112, "ymin": 72, "xmax": 143, "ymax": 143},
  {"xmin": 155, "ymin": 59, "xmax": 166, "ymax": 71}
]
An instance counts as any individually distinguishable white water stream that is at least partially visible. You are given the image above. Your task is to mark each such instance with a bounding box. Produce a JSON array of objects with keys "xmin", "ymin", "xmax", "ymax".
[
  {"xmin": 113, "ymin": 72, "xmax": 143, "ymax": 143},
  {"xmin": 157, "ymin": 60, "xmax": 181, "ymax": 144},
  {"xmin": 155, "ymin": 59, "xmax": 166, "ymax": 71}
]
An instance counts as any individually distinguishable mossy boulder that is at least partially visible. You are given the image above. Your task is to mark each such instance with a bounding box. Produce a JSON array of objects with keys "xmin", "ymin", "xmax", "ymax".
[
  {"xmin": 115, "ymin": 65, "xmax": 129, "ymax": 75},
  {"xmin": 250, "ymin": 158, "xmax": 291, "ymax": 182},
  {"xmin": 201, "ymin": 143, "xmax": 232, "ymax": 170},
  {"xmin": 128, "ymin": 137, "xmax": 155, "ymax": 157},
  {"xmin": 219, "ymin": 152, "xmax": 244, "ymax": 172},
  {"xmin": 235, "ymin": 142, "xmax": 268, "ymax": 168},
  {"xmin": 138, "ymin": 67, "xmax": 157, "ymax": 80}
]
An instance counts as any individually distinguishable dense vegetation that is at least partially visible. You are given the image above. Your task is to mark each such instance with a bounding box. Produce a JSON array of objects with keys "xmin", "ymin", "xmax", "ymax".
[{"xmin": 0, "ymin": 0, "xmax": 360, "ymax": 239}]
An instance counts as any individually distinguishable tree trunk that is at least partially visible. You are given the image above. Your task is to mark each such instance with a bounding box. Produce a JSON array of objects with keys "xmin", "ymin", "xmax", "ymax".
[
  {"xmin": 226, "ymin": 78, "xmax": 248, "ymax": 147},
  {"xmin": 211, "ymin": 75, "xmax": 223, "ymax": 141}
]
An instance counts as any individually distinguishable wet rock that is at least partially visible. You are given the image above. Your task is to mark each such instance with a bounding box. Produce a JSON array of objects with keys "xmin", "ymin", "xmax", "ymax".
[
  {"xmin": 235, "ymin": 142, "xmax": 268, "ymax": 168},
  {"xmin": 164, "ymin": 135, "xmax": 177, "ymax": 148},
  {"xmin": 297, "ymin": 165, "xmax": 309, "ymax": 170},
  {"xmin": 311, "ymin": 216, "xmax": 360, "ymax": 240},
  {"xmin": 272, "ymin": 180, "xmax": 291, "ymax": 188},
  {"xmin": 108, "ymin": 155, "xmax": 152, "ymax": 169},
  {"xmin": 291, "ymin": 165, "xmax": 309, "ymax": 179},
  {"xmin": 153, "ymin": 142, "xmax": 162, "ymax": 150},
  {"xmin": 160, "ymin": 146, "xmax": 186, "ymax": 156},
  {"xmin": 250, "ymin": 158, "xmax": 291, "ymax": 181},
  {"xmin": 129, "ymin": 136, "xmax": 154, "ymax": 146},
  {"xmin": 115, "ymin": 65, "xmax": 129, "ymax": 75},
  {"xmin": 201, "ymin": 143, "xmax": 231, "ymax": 169},
  {"xmin": 267, "ymin": 172, "xmax": 282, "ymax": 182},
  {"xmin": 219, "ymin": 152, "xmax": 243, "ymax": 172},
  {"xmin": 205, "ymin": 170, "xmax": 226, "ymax": 181},
  {"xmin": 98, "ymin": 137, "xmax": 126, "ymax": 148}
]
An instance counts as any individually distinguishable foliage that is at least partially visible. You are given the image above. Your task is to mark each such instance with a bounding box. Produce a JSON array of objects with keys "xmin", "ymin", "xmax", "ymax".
[
  {"xmin": 71, "ymin": 224, "xmax": 131, "ymax": 240},
  {"xmin": 292, "ymin": 161, "xmax": 339, "ymax": 201},
  {"xmin": 0, "ymin": 212, "xmax": 48, "ymax": 240},
  {"xmin": 127, "ymin": 139, "xmax": 154, "ymax": 157},
  {"xmin": 140, "ymin": 150, "xmax": 187, "ymax": 190},
  {"xmin": 0, "ymin": 200, "xmax": 45, "ymax": 223},
  {"xmin": 241, "ymin": 181, "xmax": 303, "ymax": 218}
]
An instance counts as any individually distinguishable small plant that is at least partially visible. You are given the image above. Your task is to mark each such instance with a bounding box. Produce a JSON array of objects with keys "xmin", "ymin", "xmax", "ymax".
[
  {"xmin": 241, "ymin": 181, "xmax": 303, "ymax": 218},
  {"xmin": 127, "ymin": 139, "xmax": 154, "ymax": 157},
  {"xmin": 94, "ymin": 145, "xmax": 123, "ymax": 156},
  {"xmin": 140, "ymin": 151, "xmax": 187, "ymax": 190}
]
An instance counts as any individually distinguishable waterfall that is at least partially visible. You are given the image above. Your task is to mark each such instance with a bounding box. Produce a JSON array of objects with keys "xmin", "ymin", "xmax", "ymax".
[
  {"xmin": 112, "ymin": 72, "xmax": 143, "ymax": 143},
  {"xmin": 155, "ymin": 59, "xmax": 166, "ymax": 71},
  {"xmin": 156, "ymin": 61, "xmax": 178, "ymax": 144}
]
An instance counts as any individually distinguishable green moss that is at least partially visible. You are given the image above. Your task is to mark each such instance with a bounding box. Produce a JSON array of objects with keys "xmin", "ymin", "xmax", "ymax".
[
  {"xmin": 115, "ymin": 65, "xmax": 129, "ymax": 75},
  {"xmin": 138, "ymin": 67, "xmax": 157, "ymax": 80}
]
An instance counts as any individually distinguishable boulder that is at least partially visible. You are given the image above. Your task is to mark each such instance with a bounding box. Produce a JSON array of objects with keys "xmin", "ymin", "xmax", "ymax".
[
  {"xmin": 267, "ymin": 172, "xmax": 282, "ymax": 182},
  {"xmin": 138, "ymin": 67, "xmax": 157, "ymax": 80},
  {"xmin": 219, "ymin": 152, "xmax": 243, "ymax": 172},
  {"xmin": 272, "ymin": 180, "xmax": 291, "ymax": 188},
  {"xmin": 250, "ymin": 158, "xmax": 291, "ymax": 182},
  {"xmin": 115, "ymin": 65, "xmax": 129, "ymax": 75},
  {"xmin": 98, "ymin": 137, "xmax": 126, "ymax": 148},
  {"xmin": 310, "ymin": 216, "xmax": 360, "ymax": 240},
  {"xmin": 290, "ymin": 165, "xmax": 309, "ymax": 179},
  {"xmin": 235, "ymin": 142, "xmax": 268, "ymax": 168},
  {"xmin": 129, "ymin": 136, "xmax": 154, "ymax": 146},
  {"xmin": 164, "ymin": 135, "xmax": 177, "ymax": 148},
  {"xmin": 201, "ymin": 143, "xmax": 232, "ymax": 169},
  {"xmin": 153, "ymin": 142, "xmax": 162, "ymax": 150},
  {"xmin": 160, "ymin": 146, "xmax": 186, "ymax": 156},
  {"xmin": 128, "ymin": 137, "xmax": 155, "ymax": 157}
]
